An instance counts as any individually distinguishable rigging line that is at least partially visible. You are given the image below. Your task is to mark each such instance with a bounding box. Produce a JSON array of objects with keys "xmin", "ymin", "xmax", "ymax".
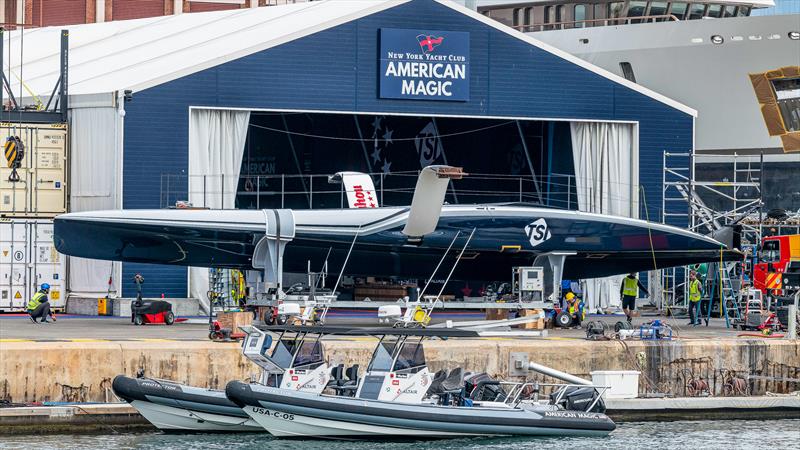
[
  {"xmin": 642, "ymin": 185, "xmax": 685, "ymax": 334},
  {"xmin": 248, "ymin": 120, "xmax": 517, "ymax": 142},
  {"xmin": 418, "ymin": 230, "xmax": 462, "ymax": 300},
  {"xmin": 332, "ymin": 226, "xmax": 360, "ymax": 294},
  {"xmin": 426, "ymin": 227, "xmax": 477, "ymax": 323}
]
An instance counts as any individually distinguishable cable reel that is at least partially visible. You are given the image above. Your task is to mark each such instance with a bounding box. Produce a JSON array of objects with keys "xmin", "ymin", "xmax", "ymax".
[{"xmin": 4, "ymin": 136, "xmax": 25, "ymax": 182}]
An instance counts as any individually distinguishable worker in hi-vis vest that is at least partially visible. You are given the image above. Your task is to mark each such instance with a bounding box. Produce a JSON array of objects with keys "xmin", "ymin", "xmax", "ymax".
[
  {"xmin": 687, "ymin": 270, "xmax": 705, "ymax": 326},
  {"xmin": 619, "ymin": 273, "xmax": 649, "ymax": 325},
  {"xmin": 27, "ymin": 283, "xmax": 55, "ymax": 324}
]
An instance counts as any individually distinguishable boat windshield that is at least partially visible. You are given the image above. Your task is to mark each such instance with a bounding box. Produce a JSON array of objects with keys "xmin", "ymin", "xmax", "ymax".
[
  {"xmin": 367, "ymin": 341, "xmax": 395, "ymax": 372},
  {"xmin": 293, "ymin": 340, "xmax": 324, "ymax": 368},
  {"xmin": 270, "ymin": 340, "xmax": 294, "ymax": 369},
  {"xmin": 392, "ymin": 340, "xmax": 427, "ymax": 373}
]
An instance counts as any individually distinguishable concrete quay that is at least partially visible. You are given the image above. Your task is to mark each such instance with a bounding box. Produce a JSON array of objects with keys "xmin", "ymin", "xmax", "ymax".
[
  {"xmin": 0, "ymin": 403, "xmax": 149, "ymax": 435},
  {"xmin": 1, "ymin": 336, "xmax": 798, "ymax": 404}
]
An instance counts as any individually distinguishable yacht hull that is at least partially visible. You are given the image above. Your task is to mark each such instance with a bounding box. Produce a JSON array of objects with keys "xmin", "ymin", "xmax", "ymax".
[
  {"xmin": 112, "ymin": 375, "xmax": 263, "ymax": 432},
  {"xmin": 243, "ymin": 405, "xmax": 483, "ymax": 438},
  {"xmin": 131, "ymin": 399, "xmax": 260, "ymax": 432}
]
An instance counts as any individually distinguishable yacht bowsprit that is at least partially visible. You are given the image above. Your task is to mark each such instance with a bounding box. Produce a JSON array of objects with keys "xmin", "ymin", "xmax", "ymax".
[{"xmin": 226, "ymin": 326, "xmax": 616, "ymax": 438}]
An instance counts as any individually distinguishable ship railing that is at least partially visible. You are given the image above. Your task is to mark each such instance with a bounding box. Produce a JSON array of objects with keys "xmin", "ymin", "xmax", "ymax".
[
  {"xmin": 160, "ymin": 171, "xmax": 580, "ymax": 212},
  {"xmin": 499, "ymin": 381, "xmax": 609, "ymax": 412},
  {"xmin": 515, "ymin": 14, "xmax": 680, "ymax": 32}
]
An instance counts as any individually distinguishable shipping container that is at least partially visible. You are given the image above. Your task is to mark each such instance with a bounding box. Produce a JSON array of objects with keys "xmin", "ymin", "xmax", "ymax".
[
  {"xmin": 0, "ymin": 219, "xmax": 66, "ymax": 311},
  {"xmin": 0, "ymin": 123, "xmax": 68, "ymax": 217}
]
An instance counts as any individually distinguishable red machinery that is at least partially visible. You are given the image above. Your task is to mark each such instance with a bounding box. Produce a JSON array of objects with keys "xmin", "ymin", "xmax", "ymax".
[
  {"xmin": 753, "ymin": 234, "xmax": 800, "ymax": 295},
  {"xmin": 131, "ymin": 300, "xmax": 175, "ymax": 326}
]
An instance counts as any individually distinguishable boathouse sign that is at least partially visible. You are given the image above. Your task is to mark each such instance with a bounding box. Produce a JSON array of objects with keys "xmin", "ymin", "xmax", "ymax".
[{"xmin": 379, "ymin": 28, "xmax": 470, "ymax": 101}]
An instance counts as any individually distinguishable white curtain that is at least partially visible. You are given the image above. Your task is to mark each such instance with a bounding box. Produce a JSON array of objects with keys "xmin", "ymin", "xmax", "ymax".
[
  {"xmin": 68, "ymin": 107, "xmax": 121, "ymax": 296},
  {"xmin": 570, "ymin": 122, "xmax": 637, "ymax": 311},
  {"xmin": 187, "ymin": 109, "xmax": 250, "ymax": 311}
]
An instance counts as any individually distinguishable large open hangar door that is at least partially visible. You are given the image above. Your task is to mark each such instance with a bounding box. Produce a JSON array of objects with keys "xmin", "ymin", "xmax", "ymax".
[
  {"xmin": 234, "ymin": 111, "xmax": 577, "ymax": 210},
  {"xmin": 186, "ymin": 108, "xmax": 638, "ymax": 309}
]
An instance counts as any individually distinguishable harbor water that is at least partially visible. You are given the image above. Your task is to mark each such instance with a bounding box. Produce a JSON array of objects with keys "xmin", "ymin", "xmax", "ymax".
[{"xmin": 0, "ymin": 420, "xmax": 797, "ymax": 450}]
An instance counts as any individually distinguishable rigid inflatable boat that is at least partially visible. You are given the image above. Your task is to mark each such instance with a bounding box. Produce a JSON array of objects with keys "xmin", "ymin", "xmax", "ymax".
[
  {"xmin": 112, "ymin": 325, "xmax": 332, "ymax": 432},
  {"xmin": 112, "ymin": 376, "xmax": 261, "ymax": 432},
  {"xmin": 227, "ymin": 326, "xmax": 616, "ymax": 438}
]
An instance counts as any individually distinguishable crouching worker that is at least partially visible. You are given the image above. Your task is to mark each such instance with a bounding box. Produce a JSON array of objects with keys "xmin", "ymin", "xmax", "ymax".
[
  {"xmin": 565, "ymin": 292, "xmax": 584, "ymax": 328},
  {"xmin": 27, "ymin": 283, "xmax": 56, "ymax": 324}
]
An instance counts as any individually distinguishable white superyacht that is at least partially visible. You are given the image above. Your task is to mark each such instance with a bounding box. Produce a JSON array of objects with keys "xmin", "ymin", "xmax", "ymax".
[{"xmin": 478, "ymin": 1, "xmax": 800, "ymax": 156}]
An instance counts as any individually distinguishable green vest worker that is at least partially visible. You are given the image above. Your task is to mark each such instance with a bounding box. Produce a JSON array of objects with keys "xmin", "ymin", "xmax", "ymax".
[
  {"xmin": 619, "ymin": 273, "xmax": 649, "ymax": 325},
  {"xmin": 687, "ymin": 271, "xmax": 705, "ymax": 326},
  {"xmin": 27, "ymin": 284, "xmax": 55, "ymax": 324}
]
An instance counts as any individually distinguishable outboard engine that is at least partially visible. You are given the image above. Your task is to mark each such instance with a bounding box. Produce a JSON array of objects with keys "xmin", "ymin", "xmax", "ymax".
[
  {"xmin": 550, "ymin": 386, "xmax": 605, "ymax": 413},
  {"xmin": 464, "ymin": 372, "xmax": 507, "ymax": 402}
]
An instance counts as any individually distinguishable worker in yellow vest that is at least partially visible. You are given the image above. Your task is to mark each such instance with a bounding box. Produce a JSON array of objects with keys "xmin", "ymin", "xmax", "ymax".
[
  {"xmin": 687, "ymin": 270, "xmax": 705, "ymax": 326},
  {"xmin": 619, "ymin": 273, "xmax": 649, "ymax": 325},
  {"xmin": 27, "ymin": 283, "xmax": 56, "ymax": 324}
]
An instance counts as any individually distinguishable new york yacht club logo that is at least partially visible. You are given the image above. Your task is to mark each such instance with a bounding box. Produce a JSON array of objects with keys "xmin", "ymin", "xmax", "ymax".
[{"xmin": 416, "ymin": 34, "xmax": 444, "ymax": 53}]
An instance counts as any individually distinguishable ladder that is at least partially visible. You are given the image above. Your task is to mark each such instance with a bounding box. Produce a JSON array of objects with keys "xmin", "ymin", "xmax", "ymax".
[{"xmin": 706, "ymin": 262, "xmax": 742, "ymax": 328}]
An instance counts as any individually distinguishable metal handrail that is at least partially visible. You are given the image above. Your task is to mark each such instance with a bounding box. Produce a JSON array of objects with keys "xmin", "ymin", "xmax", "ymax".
[
  {"xmin": 495, "ymin": 381, "xmax": 609, "ymax": 413},
  {"xmin": 159, "ymin": 171, "xmax": 579, "ymax": 210},
  {"xmin": 514, "ymin": 14, "xmax": 680, "ymax": 32}
]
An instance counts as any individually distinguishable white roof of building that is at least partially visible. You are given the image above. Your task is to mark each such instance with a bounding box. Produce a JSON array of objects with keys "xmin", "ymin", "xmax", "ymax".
[
  {"xmin": 6, "ymin": 0, "xmax": 695, "ymax": 116},
  {"xmin": 7, "ymin": 1, "xmax": 400, "ymax": 98}
]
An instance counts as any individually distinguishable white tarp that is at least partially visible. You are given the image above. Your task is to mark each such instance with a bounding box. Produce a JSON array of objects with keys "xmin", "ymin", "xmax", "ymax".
[
  {"xmin": 67, "ymin": 106, "xmax": 121, "ymax": 296},
  {"xmin": 570, "ymin": 121, "xmax": 638, "ymax": 311},
  {"xmin": 187, "ymin": 108, "xmax": 250, "ymax": 311}
]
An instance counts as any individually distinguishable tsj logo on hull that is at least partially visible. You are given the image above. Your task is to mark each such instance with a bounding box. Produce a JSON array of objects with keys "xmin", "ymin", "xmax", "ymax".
[{"xmin": 525, "ymin": 218, "xmax": 551, "ymax": 248}]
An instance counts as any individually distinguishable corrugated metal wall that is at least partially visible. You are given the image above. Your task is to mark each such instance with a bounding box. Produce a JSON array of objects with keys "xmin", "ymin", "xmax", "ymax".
[{"xmin": 120, "ymin": 0, "xmax": 693, "ymax": 297}]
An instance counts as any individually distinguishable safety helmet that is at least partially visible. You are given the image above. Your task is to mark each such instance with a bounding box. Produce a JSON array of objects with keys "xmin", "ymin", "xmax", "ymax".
[
  {"xmin": 41, "ymin": 283, "xmax": 50, "ymax": 291},
  {"xmin": 565, "ymin": 292, "xmax": 575, "ymax": 300}
]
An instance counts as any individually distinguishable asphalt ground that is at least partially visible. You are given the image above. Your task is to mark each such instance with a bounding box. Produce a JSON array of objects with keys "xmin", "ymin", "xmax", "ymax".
[{"xmin": 0, "ymin": 310, "xmax": 752, "ymax": 342}]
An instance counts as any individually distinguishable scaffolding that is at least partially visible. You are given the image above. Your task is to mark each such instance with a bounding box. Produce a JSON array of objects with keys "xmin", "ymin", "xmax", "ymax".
[{"xmin": 660, "ymin": 152, "xmax": 763, "ymax": 313}]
